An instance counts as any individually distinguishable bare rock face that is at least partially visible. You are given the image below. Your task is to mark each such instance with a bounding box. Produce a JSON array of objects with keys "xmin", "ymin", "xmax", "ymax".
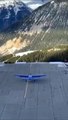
[{"xmin": 19, "ymin": 0, "xmax": 68, "ymax": 31}]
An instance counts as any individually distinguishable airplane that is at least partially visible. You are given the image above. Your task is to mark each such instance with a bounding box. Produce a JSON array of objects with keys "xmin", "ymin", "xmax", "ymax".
[{"xmin": 16, "ymin": 74, "xmax": 46, "ymax": 81}]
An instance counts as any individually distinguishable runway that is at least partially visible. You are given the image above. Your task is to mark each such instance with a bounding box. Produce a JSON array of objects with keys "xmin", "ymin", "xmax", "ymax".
[{"xmin": 0, "ymin": 63, "xmax": 68, "ymax": 120}]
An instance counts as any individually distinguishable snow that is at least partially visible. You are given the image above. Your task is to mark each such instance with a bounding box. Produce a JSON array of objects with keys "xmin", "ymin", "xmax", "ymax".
[
  {"xmin": 15, "ymin": 50, "xmax": 37, "ymax": 56},
  {"xmin": 51, "ymin": 1, "xmax": 54, "ymax": 4},
  {"xmin": 0, "ymin": 0, "xmax": 15, "ymax": 7},
  {"xmin": 0, "ymin": 0, "xmax": 25, "ymax": 15},
  {"xmin": 59, "ymin": 2, "xmax": 67, "ymax": 8},
  {"xmin": 14, "ymin": 5, "xmax": 20, "ymax": 15},
  {"xmin": 0, "ymin": 0, "xmax": 23, "ymax": 7},
  {"xmin": 46, "ymin": 28, "xmax": 50, "ymax": 33}
]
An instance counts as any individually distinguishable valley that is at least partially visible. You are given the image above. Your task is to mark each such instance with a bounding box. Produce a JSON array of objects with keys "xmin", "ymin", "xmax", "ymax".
[{"xmin": 0, "ymin": 0, "xmax": 68, "ymax": 62}]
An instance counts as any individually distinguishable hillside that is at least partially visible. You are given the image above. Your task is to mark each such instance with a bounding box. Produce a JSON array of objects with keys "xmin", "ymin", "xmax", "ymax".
[{"xmin": 0, "ymin": 46, "xmax": 68, "ymax": 63}]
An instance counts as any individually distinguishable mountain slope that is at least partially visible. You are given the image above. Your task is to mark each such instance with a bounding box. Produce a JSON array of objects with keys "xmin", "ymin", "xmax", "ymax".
[
  {"xmin": 19, "ymin": 0, "xmax": 68, "ymax": 31},
  {"xmin": 0, "ymin": 0, "xmax": 32, "ymax": 32}
]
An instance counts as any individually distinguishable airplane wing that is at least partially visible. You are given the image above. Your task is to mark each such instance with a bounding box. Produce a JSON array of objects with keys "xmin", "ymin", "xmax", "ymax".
[
  {"xmin": 32, "ymin": 75, "xmax": 46, "ymax": 78},
  {"xmin": 16, "ymin": 74, "xmax": 28, "ymax": 78},
  {"xmin": 16, "ymin": 74, "xmax": 46, "ymax": 80}
]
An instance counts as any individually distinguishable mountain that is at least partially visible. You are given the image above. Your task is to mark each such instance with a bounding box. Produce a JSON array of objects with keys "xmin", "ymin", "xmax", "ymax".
[
  {"xmin": 0, "ymin": 0, "xmax": 68, "ymax": 55},
  {"xmin": 19, "ymin": 0, "xmax": 68, "ymax": 31},
  {"xmin": 0, "ymin": 0, "xmax": 32, "ymax": 32}
]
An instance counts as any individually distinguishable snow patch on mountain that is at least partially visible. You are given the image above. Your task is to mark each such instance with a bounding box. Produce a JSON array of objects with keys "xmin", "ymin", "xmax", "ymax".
[
  {"xmin": 51, "ymin": 1, "xmax": 54, "ymax": 4},
  {"xmin": 59, "ymin": 2, "xmax": 67, "ymax": 7},
  {"xmin": 15, "ymin": 50, "xmax": 37, "ymax": 56},
  {"xmin": 0, "ymin": 0, "xmax": 32, "ymax": 31},
  {"xmin": 0, "ymin": 0, "xmax": 24, "ymax": 7},
  {"xmin": 0, "ymin": 0, "xmax": 29, "ymax": 15}
]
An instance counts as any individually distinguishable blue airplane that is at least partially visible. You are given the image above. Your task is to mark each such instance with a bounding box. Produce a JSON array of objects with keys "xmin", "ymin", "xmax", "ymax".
[{"xmin": 16, "ymin": 74, "xmax": 46, "ymax": 81}]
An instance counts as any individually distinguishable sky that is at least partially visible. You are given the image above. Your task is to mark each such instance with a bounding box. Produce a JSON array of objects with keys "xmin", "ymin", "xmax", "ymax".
[
  {"xmin": 0, "ymin": 0, "xmax": 49, "ymax": 10},
  {"xmin": 22, "ymin": 0, "xmax": 49, "ymax": 9}
]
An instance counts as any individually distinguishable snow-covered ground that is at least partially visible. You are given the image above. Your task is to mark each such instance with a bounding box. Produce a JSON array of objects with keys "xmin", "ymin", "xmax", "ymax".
[{"xmin": 15, "ymin": 50, "xmax": 37, "ymax": 56}]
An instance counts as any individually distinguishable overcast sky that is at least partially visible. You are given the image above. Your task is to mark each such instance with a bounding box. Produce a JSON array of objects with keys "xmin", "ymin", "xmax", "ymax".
[{"xmin": 22, "ymin": 0, "xmax": 49, "ymax": 9}]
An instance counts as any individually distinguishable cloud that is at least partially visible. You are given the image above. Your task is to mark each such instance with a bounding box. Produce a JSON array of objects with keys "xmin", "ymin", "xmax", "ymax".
[
  {"xmin": 22, "ymin": 0, "xmax": 32, "ymax": 4},
  {"xmin": 22, "ymin": 0, "xmax": 43, "ymax": 9},
  {"xmin": 28, "ymin": 3, "xmax": 42, "ymax": 9},
  {"xmin": 22, "ymin": 0, "xmax": 49, "ymax": 9}
]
